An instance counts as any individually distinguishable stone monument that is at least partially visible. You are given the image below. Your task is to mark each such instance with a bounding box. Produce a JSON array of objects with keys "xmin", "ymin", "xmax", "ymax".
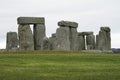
[
  {"xmin": 57, "ymin": 21, "xmax": 78, "ymax": 50},
  {"xmin": 17, "ymin": 17, "xmax": 46, "ymax": 50},
  {"xmin": 5, "ymin": 17, "xmax": 112, "ymax": 52}
]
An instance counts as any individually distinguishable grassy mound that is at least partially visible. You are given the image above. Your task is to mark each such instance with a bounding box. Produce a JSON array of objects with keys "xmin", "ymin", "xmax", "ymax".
[{"xmin": 0, "ymin": 51, "xmax": 120, "ymax": 80}]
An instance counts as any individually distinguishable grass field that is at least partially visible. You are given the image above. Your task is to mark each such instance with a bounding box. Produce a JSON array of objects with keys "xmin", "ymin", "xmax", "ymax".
[{"xmin": 0, "ymin": 51, "xmax": 120, "ymax": 80}]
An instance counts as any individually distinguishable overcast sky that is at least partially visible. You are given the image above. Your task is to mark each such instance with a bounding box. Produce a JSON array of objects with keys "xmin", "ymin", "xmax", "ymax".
[{"xmin": 0, "ymin": 0, "xmax": 120, "ymax": 48}]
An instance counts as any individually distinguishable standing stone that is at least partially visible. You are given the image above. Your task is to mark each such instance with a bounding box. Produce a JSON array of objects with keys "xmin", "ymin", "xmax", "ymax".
[
  {"xmin": 34, "ymin": 23, "xmax": 46, "ymax": 50},
  {"xmin": 6, "ymin": 32, "xmax": 18, "ymax": 51},
  {"xmin": 49, "ymin": 33, "xmax": 57, "ymax": 50},
  {"xmin": 97, "ymin": 27, "xmax": 111, "ymax": 50},
  {"xmin": 69, "ymin": 27, "xmax": 78, "ymax": 50},
  {"xmin": 56, "ymin": 27, "xmax": 70, "ymax": 50},
  {"xmin": 41, "ymin": 37, "xmax": 50, "ymax": 50},
  {"xmin": 86, "ymin": 32, "xmax": 95, "ymax": 50},
  {"xmin": 78, "ymin": 33, "xmax": 85, "ymax": 50},
  {"xmin": 49, "ymin": 37, "xmax": 53, "ymax": 50},
  {"xmin": 95, "ymin": 34, "xmax": 99, "ymax": 49},
  {"xmin": 18, "ymin": 24, "xmax": 34, "ymax": 50},
  {"xmin": 86, "ymin": 34, "xmax": 95, "ymax": 50}
]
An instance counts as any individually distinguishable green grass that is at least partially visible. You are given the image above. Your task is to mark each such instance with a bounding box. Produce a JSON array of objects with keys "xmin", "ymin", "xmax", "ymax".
[{"xmin": 0, "ymin": 51, "xmax": 120, "ymax": 80}]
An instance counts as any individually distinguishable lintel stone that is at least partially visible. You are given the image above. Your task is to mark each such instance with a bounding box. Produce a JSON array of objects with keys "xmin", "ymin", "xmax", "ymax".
[
  {"xmin": 86, "ymin": 32, "xmax": 93, "ymax": 35},
  {"xmin": 17, "ymin": 17, "xmax": 45, "ymax": 24},
  {"xmin": 78, "ymin": 32, "xmax": 86, "ymax": 36},
  {"xmin": 78, "ymin": 32, "xmax": 93, "ymax": 36},
  {"xmin": 58, "ymin": 21, "xmax": 78, "ymax": 28}
]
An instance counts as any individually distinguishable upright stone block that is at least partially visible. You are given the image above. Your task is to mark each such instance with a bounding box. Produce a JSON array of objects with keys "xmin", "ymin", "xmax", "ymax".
[
  {"xmin": 34, "ymin": 24, "xmax": 46, "ymax": 50},
  {"xmin": 86, "ymin": 33, "xmax": 95, "ymax": 50},
  {"xmin": 18, "ymin": 24, "xmax": 34, "ymax": 50},
  {"xmin": 41, "ymin": 37, "xmax": 50, "ymax": 50},
  {"xmin": 70, "ymin": 27, "xmax": 78, "ymax": 50},
  {"xmin": 78, "ymin": 33, "xmax": 85, "ymax": 50},
  {"xmin": 95, "ymin": 35, "xmax": 99, "ymax": 49},
  {"xmin": 97, "ymin": 27, "xmax": 111, "ymax": 50},
  {"xmin": 49, "ymin": 33, "xmax": 57, "ymax": 50},
  {"xmin": 56, "ymin": 27, "xmax": 70, "ymax": 50},
  {"xmin": 6, "ymin": 32, "xmax": 18, "ymax": 51}
]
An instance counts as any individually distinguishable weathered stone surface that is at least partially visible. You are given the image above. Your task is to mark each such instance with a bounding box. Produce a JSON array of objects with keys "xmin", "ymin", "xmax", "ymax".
[
  {"xmin": 58, "ymin": 21, "xmax": 78, "ymax": 28},
  {"xmin": 78, "ymin": 32, "xmax": 93, "ymax": 36},
  {"xmin": 52, "ymin": 33, "xmax": 56, "ymax": 37},
  {"xmin": 34, "ymin": 24, "xmax": 46, "ymax": 50},
  {"xmin": 49, "ymin": 37, "xmax": 53, "ymax": 50},
  {"xmin": 97, "ymin": 27, "xmax": 111, "ymax": 50},
  {"xmin": 18, "ymin": 24, "xmax": 34, "ymax": 50},
  {"xmin": 85, "ymin": 32, "xmax": 93, "ymax": 35},
  {"xmin": 78, "ymin": 35, "xmax": 85, "ymax": 50},
  {"xmin": 58, "ymin": 21, "xmax": 78, "ymax": 50},
  {"xmin": 112, "ymin": 48, "xmax": 120, "ymax": 53},
  {"xmin": 69, "ymin": 28, "xmax": 78, "ymax": 50},
  {"xmin": 78, "ymin": 32, "xmax": 86, "ymax": 36},
  {"xmin": 41, "ymin": 37, "xmax": 50, "ymax": 50},
  {"xmin": 101, "ymin": 27, "xmax": 110, "ymax": 32},
  {"xmin": 78, "ymin": 32, "xmax": 94, "ymax": 50},
  {"xmin": 17, "ymin": 17, "xmax": 45, "ymax": 24},
  {"xmin": 95, "ymin": 34, "xmax": 99, "ymax": 49},
  {"xmin": 49, "ymin": 33, "xmax": 57, "ymax": 50},
  {"xmin": 56, "ymin": 27, "xmax": 70, "ymax": 50},
  {"xmin": 86, "ymin": 34, "xmax": 95, "ymax": 50},
  {"xmin": 6, "ymin": 32, "xmax": 18, "ymax": 51}
]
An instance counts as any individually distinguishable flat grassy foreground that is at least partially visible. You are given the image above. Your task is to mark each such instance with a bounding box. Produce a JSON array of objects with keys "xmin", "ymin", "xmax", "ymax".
[{"xmin": 0, "ymin": 51, "xmax": 120, "ymax": 80}]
